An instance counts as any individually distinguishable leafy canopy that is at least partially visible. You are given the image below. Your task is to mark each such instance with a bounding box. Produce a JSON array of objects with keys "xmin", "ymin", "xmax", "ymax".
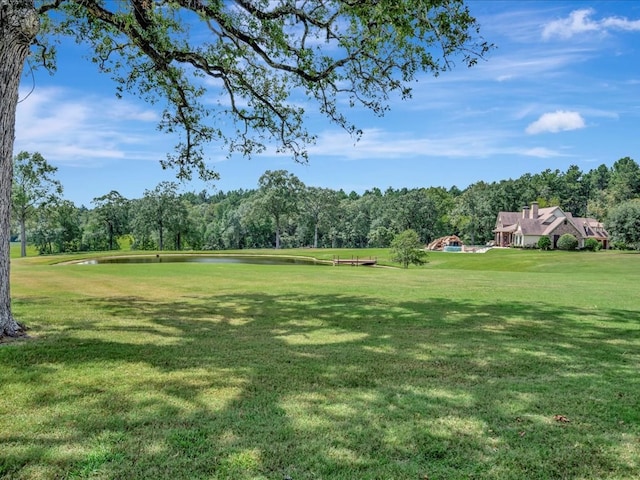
[
  {"xmin": 34, "ymin": 0, "xmax": 490, "ymax": 181},
  {"xmin": 11, "ymin": 151, "xmax": 63, "ymax": 257},
  {"xmin": 11, "ymin": 151, "xmax": 63, "ymax": 218},
  {"xmin": 390, "ymin": 229, "xmax": 427, "ymax": 268},
  {"xmin": 606, "ymin": 199, "xmax": 640, "ymax": 250}
]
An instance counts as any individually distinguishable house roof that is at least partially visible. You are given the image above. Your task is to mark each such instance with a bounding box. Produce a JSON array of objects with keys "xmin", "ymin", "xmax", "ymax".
[
  {"xmin": 494, "ymin": 212, "xmax": 521, "ymax": 231},
  {"xmin": 494, "ymin": 204, "xmax": 609, "ymax": 241},
  {"xmin": 572, "ymin": 217, "xmax": 609, "ymax": 239},
  {"xmin": 518, "ymin": 218, "xmax": 548, "ymax": 235}
]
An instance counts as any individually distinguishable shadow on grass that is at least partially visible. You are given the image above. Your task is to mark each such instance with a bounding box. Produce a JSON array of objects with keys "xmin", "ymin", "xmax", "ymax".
[{"xmin": 2, "ymin": 294, "xmax": 639, "ymax": 479}]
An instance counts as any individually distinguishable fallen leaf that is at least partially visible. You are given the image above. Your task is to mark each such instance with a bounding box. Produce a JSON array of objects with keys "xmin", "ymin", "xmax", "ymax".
[{"xmin": 554, "ymin": 415, "xmax": 570, "ymax": 423}]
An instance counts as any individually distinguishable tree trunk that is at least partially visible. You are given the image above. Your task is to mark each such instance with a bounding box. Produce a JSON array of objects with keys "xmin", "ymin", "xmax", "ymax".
[
  {"xmin": 313, "ymin": 222, "xmax": 318, "ymax": 249},
  {"xmin": 274, "ymin": 215, "xmax": 281, "ymax": 249},
  {"xmin": 0, "ymin": 0, "xmax": 39, "ymax": 337},
  {"xmin": 108, "ymin": 222, "xmax": 114, "ymax": 250},
  {"xmin": 20, "ymin": 215, "xmax": 26, "ymax": 257}
]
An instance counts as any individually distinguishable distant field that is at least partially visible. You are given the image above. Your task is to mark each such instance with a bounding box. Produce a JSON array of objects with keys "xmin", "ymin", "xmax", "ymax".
[
  {"xmin": 2, "ymin": 248, "xmax": 639, "ymax": 479},
  {"xmin": 9, "ymin": 242, "xmax": 38, "ymax": 258}
]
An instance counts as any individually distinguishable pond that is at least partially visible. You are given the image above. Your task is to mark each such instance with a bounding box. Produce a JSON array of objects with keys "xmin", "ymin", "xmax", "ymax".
[{"xmin": 73, "ymin": 254, "xmax": 329, "ymax": 266}]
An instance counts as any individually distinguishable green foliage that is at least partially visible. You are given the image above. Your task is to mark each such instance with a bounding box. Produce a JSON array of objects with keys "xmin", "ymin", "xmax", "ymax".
[
  {"xmin": 450, "ymin": 181, "xmax": 496, "ymax": 245},
  {"xmin": 11, "ymin": 151, "xmax": 63, "ymax": 257},
  {"xmin": 367, "ymin": 225, "xmax": 396, "ymax": 248},
  {"xmin": 131, "ymin": 182, "xmax": 190, "ymax": 251},
  {"xmin": 35, "ymin": 0, "xmax": 491, "ymax": 181},
  {"xmin": 606, "ymin": 198, "xmax": 640, "ymax": 250},
  {"xmin": 91, "ymin": 191, "xmax": 130, "ymax": 251},
  {"xmin": 608, "ymin": 157, "xmax": 640, "ymax": 204},
  {"xmin": 301, "ymin": 187, "xmax": 341, "ymax": 248},
  {"xmin": 389, "ymin": 229, "xmax": 427, "ymax": 268},
  {"xmin": 583, "ymin": 238, "xmax": 602, "ymax": 252},
  {"xmin": 8, "ymin": 158, "xmax": 640, "ymax": 257},
  {"xmin": 557, "ymin": 233, "xmax": 579, "ymax": 251},
  {"xmin": 258, "ymin": 170, "xmax": 305, "ymax": 249},
  {"xmin": 29, "ymin": 200, "xmax": 82, "ymax": 255},
  {"xmin": 537, "ymin": 236, "xmax": 551, "ymax": 250}
]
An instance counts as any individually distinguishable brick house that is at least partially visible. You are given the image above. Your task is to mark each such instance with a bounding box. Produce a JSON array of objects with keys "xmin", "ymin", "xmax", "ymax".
[{"xmin": 493, "ymin": 202, "xmax": 609, "ymax": 249}]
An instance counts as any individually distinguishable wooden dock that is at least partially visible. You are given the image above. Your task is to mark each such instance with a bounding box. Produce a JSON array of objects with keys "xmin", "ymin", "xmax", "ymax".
[{"xmin": 332, "ymin": 256, "xmax": 377, "ymax": 266}]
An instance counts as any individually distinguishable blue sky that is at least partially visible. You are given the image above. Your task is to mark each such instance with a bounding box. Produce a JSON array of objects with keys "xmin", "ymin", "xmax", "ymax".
[{"xmin": 15, "ymin": 1, "xmax": 640, "ymax": 206}]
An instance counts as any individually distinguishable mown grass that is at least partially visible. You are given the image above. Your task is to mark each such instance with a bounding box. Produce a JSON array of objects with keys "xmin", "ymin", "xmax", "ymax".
[
  {"xmin": 1, "ymin": 248, "xmax": 639, "ymax": 479},
  {"xmin": 9, "ymin": 243, "xmax": 38, "ymax": 258}
]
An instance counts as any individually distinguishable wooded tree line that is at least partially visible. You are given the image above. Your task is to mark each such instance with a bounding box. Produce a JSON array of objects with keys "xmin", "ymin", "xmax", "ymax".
[{"xmin": 12, "ymin": 154, "xmax": 640, "ymax": 254}]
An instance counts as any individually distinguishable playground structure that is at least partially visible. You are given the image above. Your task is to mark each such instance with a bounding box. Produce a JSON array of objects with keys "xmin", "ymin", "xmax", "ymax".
[{"xmin": 426, "ymin": 235, "xmax": 463, "ymax": 251}]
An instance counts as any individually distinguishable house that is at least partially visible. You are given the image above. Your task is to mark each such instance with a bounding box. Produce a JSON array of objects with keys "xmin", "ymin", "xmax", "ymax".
[{"xmin": 493, "ymin": 202, "xmax": 609, "ymax": 249}]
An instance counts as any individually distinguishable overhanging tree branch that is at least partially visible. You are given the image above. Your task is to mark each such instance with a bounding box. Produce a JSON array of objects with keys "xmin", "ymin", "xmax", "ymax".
[{"xmin": 33, "ymin": 0, "xmax": 490, "ymax": 181}]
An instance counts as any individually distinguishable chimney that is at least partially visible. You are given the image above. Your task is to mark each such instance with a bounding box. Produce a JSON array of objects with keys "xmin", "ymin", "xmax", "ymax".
[
  {"xmin": 531, "ymin": 202, "xmax": 539, "ymax": 219},
  {"xmin": 522, "ymin": 206, "xmax": 529, "ymax": 218}
]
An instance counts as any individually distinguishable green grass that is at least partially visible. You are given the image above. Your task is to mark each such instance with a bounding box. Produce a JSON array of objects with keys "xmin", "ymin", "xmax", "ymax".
[
  {"xmin": 9, "ymin": 242, "xmax": 38, "ymax": 258},
  {"xmin": 2, "ymin": 249, "xmax": 639, "ymax": 479}
]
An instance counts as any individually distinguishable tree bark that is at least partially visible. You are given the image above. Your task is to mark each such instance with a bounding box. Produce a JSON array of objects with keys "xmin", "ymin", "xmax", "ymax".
[
  {"xmin": 313, "ymin": 222, "xmax": 318, "ymax": 249},
  {"xmin": 20, "ymin": 216, "xmax": 26, "ymax": 257},
  {"xmin": 274, "ymin": 213, "xmax": 281, "ymax": 249},
  {"xmin": 0, "ymin": 0, "xmax": 39, "ymax": 337},
  {"xmin": 107, "ymin": 221, "xmax": 113, "ymax": 251}
]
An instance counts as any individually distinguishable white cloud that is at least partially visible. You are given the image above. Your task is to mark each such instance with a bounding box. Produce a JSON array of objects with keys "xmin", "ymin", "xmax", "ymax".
[
  {"xmin": 484, "ymin": 52, "xmax": 590, "ymax": 82},
  {"xmin": 108, "ymin": 103, "xmax": 158, "ymax": 122},
  {"xmin": 525, "ymin": 111, "xmax": 586, "ymax": 135},
  {"xmin": 15, "ymin": 87, "xmax": 165, "ymax": 166},
  {"xmin": 542, "ymin": 8, "xmax": 640, "ymax": 40},
  {"xmin": 522, "ymin": 147, "xmax": 563, "ymax": 158},
  {"xmin": 305, "ymin": 128, "xmax": 540, "ymax": 161},
  {"xmin": 307, "ymin": 128, "xmax": 492, "ymax": 160},
  {"xmin": 602, "ymin": 16, "xmax": 640, "ymax": 32}
]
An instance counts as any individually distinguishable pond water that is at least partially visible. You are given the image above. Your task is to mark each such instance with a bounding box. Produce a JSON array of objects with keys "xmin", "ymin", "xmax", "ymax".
[{"xmin": 74, "ymin": 254, "xmax": 328, "ymax": 266}]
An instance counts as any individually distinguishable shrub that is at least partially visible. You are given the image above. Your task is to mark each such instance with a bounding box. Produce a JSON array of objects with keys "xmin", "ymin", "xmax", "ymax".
[
  {"xmin": 583, "ymin": 238, "xmax": 602, "ymax": 252},
  {"xmin": 557, "ymin": 233, "xmax": 578, "ymax": 251},
  {"xmin": 537, "ymin": 236, "xmax": 552, "ymax": 250},
  {"xmin": 606, "ymin": 199, "xmax": 640, "ymax": 250},
  {"xmin": 390, "ymin": 229, "xmax": 427, "ymax": 268},
  {"xmin": 613, "ymin": 241, "xmax": 631, "ymax": 251}
]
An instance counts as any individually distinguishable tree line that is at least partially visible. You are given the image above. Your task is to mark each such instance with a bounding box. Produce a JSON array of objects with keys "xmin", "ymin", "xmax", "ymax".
[{"xmin": 12, "ymin": 153, "xmax": 640, "ymax": 255}]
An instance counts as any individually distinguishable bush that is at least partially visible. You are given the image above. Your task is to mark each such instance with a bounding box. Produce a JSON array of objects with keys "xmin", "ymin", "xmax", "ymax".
[
  {"xmin": 613, "ymin": 241, "xmax": 631, "ymax": 251},
  {"xmin": 537, "ymin": 236, "xmax": 551, "ymax": 250},
  {"xmin": 557, "ymin": 233, "xmax": 578, "ymax": 251},
  {"xmin": 583, "ymin": 238, "xmax": 602, "ymax": 252},
  {"xmin": 390, "ymin": 229, "xmax": 427, "ymax": 268},
  {"xmin": 606, "ymin": 199, "xmax": 640, "ymax": 250}
]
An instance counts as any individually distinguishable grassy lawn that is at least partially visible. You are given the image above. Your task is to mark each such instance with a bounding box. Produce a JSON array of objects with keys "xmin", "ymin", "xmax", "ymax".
[
  {"xmin": 1, "ymin": 249, "xmax": 639, "ymax": 479},
  {"xmin": 9, "ymin": 243, "xmax": 38, "ymax": 258}
]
